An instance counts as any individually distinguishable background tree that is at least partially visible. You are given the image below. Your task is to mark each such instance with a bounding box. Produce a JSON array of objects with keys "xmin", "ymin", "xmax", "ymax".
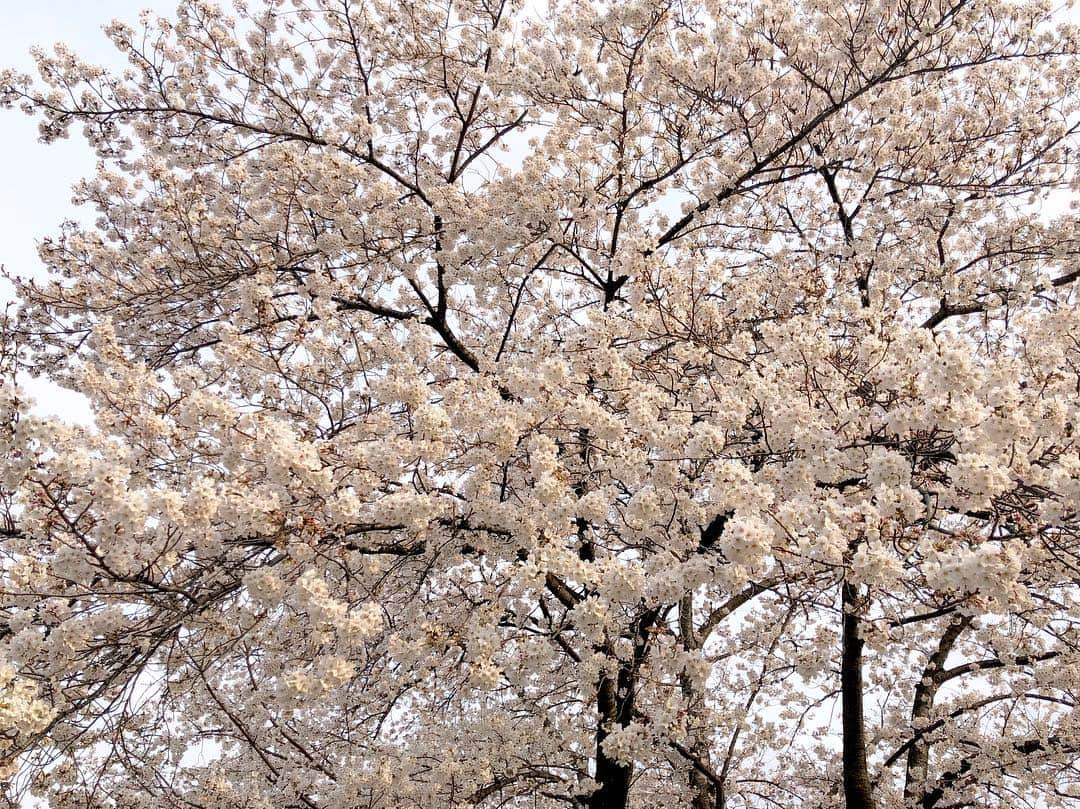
[{"xmin": 1, "ymin": 0, "xmax": 1080, "ymax": 807}]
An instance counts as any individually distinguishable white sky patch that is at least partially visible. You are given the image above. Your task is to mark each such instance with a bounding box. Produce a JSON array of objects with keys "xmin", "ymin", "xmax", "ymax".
[{"xmin": 0, "ymin": 1, "xmax": 176, "ymax": 425}]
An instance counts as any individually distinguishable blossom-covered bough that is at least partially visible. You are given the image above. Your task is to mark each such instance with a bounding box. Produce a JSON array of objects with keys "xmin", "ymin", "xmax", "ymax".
[{"xmin": 1, "ymin": 0, "xmax": 1079, "ymax": 806}]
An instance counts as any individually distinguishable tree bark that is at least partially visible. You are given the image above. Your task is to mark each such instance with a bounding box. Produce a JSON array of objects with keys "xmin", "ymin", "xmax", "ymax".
[
  {"xmin": 904, "ymin": 618, "xmax": 970, "ymax": 804},
  {"xmin": 841, "ymin": 582, "xmax": 877, "ymax": 809},
  {"xmin": 587, "ymin": 609, "xmax": 659, "ymax": 809},
  {"xmin": 589, "ymin": 671, "xmax": 634, "ymax": 809},
  {"xmin": 679, "ymin": 593, "xmax": 719, "ymax": 809}
]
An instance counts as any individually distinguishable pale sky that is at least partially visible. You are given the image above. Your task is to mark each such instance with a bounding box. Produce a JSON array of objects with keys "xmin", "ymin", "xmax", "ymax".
[
  {"xmin": 1, "ymin": 1, "xmax": 176, "ymax": 295},
  {"xmin": 0, "ymin": 1, "xmax": 175, "ymax": 420}
]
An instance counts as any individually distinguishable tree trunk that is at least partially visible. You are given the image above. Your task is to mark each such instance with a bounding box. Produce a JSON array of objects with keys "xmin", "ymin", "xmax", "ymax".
[
  {"xmin": 589, "ymin": 670, "xmax": 634, "ymax": 809},
  {"xmin": 904, "ymin": 618, "xmax": 970, "ymax": 804},
  {"xmin": 841, "ymin": 582, "xmax": 876, "ymax": 809},
  {"xmin": 588, "ymin": 609, "xmax": 658, "ymax": 809},
  {"xmin": 679, "ymin": 593, "xmax": 719, "ymax": 809}
]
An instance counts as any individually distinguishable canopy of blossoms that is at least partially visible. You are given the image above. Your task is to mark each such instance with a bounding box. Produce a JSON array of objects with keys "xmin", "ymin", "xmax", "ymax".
[{"xmin": 1, "ymin": 0, "xmax": 1079, "ymax": 807}]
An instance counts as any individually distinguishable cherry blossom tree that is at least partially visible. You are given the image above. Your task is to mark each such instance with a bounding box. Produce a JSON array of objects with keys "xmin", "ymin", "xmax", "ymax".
[{"xmin": 2, "ymin": 0, "xmax": 1080, "ymax": 807}]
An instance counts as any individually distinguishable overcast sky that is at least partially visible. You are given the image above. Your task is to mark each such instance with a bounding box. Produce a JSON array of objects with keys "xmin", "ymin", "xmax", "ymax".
[
  {"xmin": 1, "ymin": 2, "xmax": 175, "ymax": 419},
  {"xmin": 1, "ymin": 1, "xmax": 176, "ymax": 295}
]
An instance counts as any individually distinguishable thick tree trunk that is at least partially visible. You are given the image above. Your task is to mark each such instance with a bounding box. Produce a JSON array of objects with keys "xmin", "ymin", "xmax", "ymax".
[
  {"xmin": 589, "ymin": 671, "xmax": 634, "ymax": 809},
  {"xmin": 841, "ymin": 582, "xmax": 876, "ymax": 809},
  {"xmin": 904, "ymin": 682, "xmax": 934, "ymax": 803},
  {"xmin": 679, "ymin": 593, "xmax": 719, "ymax": 809},
  {"xmin": 689, "ymin": 768, "xmax": 717, "ymax": 809},
  {"xmin": 588, "ymin": 609, "xmax": 658, "ymax": 809},
  {"xmin": 904, "ymin": 618, "xmax": 970, "ymax": 804}
]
